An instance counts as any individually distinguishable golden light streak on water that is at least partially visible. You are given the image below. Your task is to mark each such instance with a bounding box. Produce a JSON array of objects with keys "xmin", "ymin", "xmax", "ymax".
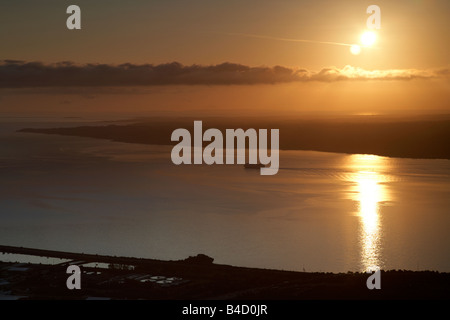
[{"xmin": 347, "ymin": 154, "xmax": 392, "ymax": 272}]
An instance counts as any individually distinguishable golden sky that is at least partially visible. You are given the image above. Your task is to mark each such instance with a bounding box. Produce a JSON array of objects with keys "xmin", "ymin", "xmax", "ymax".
[{"xmin": 0, "ymin": 0, "xmax": 449, "ymax": 117}]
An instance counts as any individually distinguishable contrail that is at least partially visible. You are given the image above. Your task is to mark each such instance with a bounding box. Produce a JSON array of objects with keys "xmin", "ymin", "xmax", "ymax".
[{"xmin": 224, "ymin": 32, "xmax": 355, "ymax": 47}]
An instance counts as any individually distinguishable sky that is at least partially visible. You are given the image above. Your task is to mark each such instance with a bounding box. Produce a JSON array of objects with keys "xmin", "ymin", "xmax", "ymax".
[{"xmin": 0, "ymin": 0, "xmax": 449, "ymax": 117}]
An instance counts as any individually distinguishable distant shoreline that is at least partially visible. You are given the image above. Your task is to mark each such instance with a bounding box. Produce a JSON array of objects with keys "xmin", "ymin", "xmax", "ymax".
[{"xmin": 18, "ymin": 117, "xmax": 450, "ymax": 160}]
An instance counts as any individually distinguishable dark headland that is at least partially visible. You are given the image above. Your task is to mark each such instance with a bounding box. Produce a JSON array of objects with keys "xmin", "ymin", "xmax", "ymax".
[
  {"xmin": 1, "ymin": 245, "xmax": 449, "ymax": 300},
  {"xmin": 18, "ymin": 116, "xmax": 450, "ymax": 160}
]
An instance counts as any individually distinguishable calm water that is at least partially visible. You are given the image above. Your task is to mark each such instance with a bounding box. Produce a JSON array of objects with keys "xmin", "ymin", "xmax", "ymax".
[{"xmin": 0, "ymin": 120, "xmax": 449, "ymax": 272}]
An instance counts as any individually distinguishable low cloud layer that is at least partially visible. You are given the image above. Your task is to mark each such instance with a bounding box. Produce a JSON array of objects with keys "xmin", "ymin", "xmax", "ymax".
[{"xmin": 0, "ymin": 60, "xmax": 448, "ymax": 88}]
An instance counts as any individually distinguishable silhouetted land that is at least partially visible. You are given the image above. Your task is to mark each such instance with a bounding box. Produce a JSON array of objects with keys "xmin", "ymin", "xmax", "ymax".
[
  {"xmin": 1, "ymin": 245, "xmax": 449, "ymax": 299},
  {"xmin": 18, "ymin": 116, "xmax": 450, "ymax": 160}
]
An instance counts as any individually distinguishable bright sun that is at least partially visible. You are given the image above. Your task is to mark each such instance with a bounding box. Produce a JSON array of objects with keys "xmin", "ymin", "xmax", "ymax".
[{"xmin": 361, "ymin": 31, "xmax": 376, "ymax": 47}]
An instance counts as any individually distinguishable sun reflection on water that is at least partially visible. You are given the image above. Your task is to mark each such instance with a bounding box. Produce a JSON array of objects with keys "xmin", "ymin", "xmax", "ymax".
[{"xmin": 347, "ymin": 155, "xmax": 391, "ymax": 272}]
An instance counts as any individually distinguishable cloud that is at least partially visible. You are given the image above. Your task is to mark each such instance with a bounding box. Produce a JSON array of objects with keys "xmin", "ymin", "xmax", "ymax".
[
  {"xmin": 309, "ymin": 65, "xmax": 449, "ymax": 81},
  {"xmin": 0, "ymin": 60, "xmax": 448, "ymax": 88}
]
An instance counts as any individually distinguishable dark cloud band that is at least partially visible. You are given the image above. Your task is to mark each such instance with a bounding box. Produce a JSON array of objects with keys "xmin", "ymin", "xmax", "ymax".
[{"xmin": 0, "ymin": 60, "xmax": 447, "ymax": 88}]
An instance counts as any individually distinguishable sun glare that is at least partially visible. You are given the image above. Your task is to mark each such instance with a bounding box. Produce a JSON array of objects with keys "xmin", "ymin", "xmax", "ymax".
[
  {"xmin": 350, "ymin": 44, "xmax": 361, "ymax": 55},
  {"xmin": 347, "ymin": 154, "xmax": 392, "ymax": 271},
  {"xmin": 361, "ymin": 31, "xmax": 376, "ymax": 47}
]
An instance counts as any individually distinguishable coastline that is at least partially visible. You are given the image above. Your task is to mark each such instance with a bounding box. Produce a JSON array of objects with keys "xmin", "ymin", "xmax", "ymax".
[
  {"xmin": 1, "ymin": 245, "xmax": 450, "ymax": 300},
  {"xmin": 18, "ymin": 117, "xmax": 450, "ymax": 160}
]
